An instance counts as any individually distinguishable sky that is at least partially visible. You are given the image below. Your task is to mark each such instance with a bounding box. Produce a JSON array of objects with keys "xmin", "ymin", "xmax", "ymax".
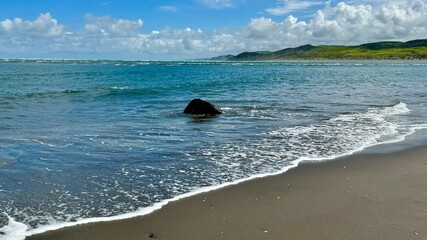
[{"xmin": 0, "ymin": 0, "xmax": 426, "ymax": 60}]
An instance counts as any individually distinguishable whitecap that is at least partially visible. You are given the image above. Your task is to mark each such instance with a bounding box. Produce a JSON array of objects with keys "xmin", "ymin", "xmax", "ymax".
[{"xmin": 0, "ymin": 215, "xmax": 29, "ymax": 240}]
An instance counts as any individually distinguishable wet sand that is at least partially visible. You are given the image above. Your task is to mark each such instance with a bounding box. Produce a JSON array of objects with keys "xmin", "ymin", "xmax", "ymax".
[{"xmin": 28, "ymin": 145, "xmax": 427, "ymax": 240}]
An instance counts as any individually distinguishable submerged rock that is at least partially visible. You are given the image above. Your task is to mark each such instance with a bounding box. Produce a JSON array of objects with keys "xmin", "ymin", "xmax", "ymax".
[{"xmin": 183, "ymin": 99, "xmax": 222, "ymax": 115}]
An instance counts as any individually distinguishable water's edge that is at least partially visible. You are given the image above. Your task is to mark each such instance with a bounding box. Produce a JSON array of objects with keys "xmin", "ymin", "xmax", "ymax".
[{"xmin": 3, "ymin": 125, "xmax": 421, "ymax": 240}]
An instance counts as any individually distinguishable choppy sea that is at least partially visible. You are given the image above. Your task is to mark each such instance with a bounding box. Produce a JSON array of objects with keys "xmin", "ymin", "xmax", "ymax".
[{"xmin": 0, "ymin": 60, "xmax": 426, "ymax": 239}]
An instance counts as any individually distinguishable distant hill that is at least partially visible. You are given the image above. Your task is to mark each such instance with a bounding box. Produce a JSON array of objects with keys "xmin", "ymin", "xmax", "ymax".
[
  {"xmin": 208, "ymin": 54, "xmax": 236, "ymax": 61},
  {"xmin": 213, "ymin": 39, "xmax": 427, "ymax": 61}
]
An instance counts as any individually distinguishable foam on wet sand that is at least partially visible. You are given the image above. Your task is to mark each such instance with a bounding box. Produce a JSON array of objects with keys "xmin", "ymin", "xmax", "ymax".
[{"xmin": 27, "ymin": 143, "xmax": 427, "ymax": 240}]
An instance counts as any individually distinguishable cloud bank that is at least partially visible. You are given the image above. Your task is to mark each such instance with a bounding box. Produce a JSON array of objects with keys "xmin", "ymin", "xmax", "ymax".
[{"xmin": 0, "ymin": 0, "xmax": 426, "ymax": 59}]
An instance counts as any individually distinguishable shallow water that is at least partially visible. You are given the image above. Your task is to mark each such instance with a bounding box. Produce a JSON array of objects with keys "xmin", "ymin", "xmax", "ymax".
[{"xmin": 0, "ymin": 60, "xmax": 426, "ymax": 238}]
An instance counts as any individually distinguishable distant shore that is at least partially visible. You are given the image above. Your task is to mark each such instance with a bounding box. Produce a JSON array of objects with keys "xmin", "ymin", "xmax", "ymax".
[
  {"xmin": 208, "ymin": 39, "xmax": 427, "ymax": 61},
  {"xmin": 1, "ymin": 58, "xmax": 427, "ymax": 64},
  {"xmin": 28, "ymin": 133, "xmax": 427, "ymax": 240}
]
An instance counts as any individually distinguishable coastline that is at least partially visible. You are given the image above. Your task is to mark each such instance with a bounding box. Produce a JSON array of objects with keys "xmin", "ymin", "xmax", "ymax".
[
  {"xmin": 27, "ymin": 131, "xmax": 427, "ymax": 240},
  {"xmin": 1, "ymin": 58, "xmax": 426, "ymax": 65}
]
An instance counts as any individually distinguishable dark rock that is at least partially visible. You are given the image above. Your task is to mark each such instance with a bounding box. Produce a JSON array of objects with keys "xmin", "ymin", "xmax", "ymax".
[{"xmin": 183, "ymin": 99, "xmax": 222, "ymax": 115}]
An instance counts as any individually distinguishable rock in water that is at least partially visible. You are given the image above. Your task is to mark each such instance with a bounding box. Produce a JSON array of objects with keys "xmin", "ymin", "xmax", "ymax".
[{"xmin": 183, "ymin": 99, "xmax": 222, "ymax": 115}]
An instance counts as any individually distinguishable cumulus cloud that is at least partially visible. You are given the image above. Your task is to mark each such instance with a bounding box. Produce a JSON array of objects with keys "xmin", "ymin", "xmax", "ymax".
[
  {"xmin": 239, "ymin": 16, "xmax": 309, "ymax": 50},
  {"xmin": 266, "ymin": 0, "xmax": 324, "ymax": 16},
  {"xmin": 0, "ymin": 0, "xmax": 426, "ymax": 59},
  {"xmin": 0, "ymin": 13, "xmax": 64, "ymax": 38},
  {"xmin": 236, "ymin": 0, "xmax": 427, "ymax": 51},
  {"xmin": 308, "ymin": 0, "xmax": 427, "ymax": 42},
  {"xmin": 83, "ymin": 14, "xmax": 143, "ymax": 37},
  {"xmin": 244, "ymin": 0, "xmax": 426, "ymax": 50}
]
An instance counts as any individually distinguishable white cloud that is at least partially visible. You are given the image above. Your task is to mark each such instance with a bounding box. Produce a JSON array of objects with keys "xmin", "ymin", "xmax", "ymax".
[
  {"xmin": 245, "ymin": 17, "xmax": 279, "ymax": 39},
  {"xmin": 0, "ymin": 13, "xmax": 64, "ymax": 38},
  {"xmin": 83, "ymin": 14, "xmax": 143, "ymax": 37},
  {"xmin": 158, "ymin": 5, "xmax": 179, "ymax": 12},
  {"xmin": 241, "ymin": 0, "xmax": 427, "ymax": 50},
  {"xmin": 266, "ymin": 0, "xmax": 324, "ymax": 16},
  {"xmin": 0, "ymin": 0, "xmax": 426, "ymax": 59},
  {"xmin": 198, "ymin": 0, "xmax": 238, "ymax": 9},
  {"xmin": 306, "ymin": 0, "xmax": 427, "ymax": 42}
]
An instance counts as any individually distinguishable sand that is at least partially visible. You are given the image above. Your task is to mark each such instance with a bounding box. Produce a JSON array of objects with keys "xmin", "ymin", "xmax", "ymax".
[{"xmin": 27, "ymin": 144, "xmax": 427, "ymax": 240}]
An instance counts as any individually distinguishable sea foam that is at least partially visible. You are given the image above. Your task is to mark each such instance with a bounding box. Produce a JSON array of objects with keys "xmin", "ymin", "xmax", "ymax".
[{"xmin": 0, "ymin": 216, "xmax": 28, "ymax": 240}]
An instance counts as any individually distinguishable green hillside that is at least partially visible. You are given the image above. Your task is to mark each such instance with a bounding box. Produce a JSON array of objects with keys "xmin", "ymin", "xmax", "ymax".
[{"xmin": 223, "ymin": 39, "xmax": 427, "ymax": 61}]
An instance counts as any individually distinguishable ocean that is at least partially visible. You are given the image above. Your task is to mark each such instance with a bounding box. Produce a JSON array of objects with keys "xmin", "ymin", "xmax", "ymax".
[{"xmin": 0, "ymin": 60, "xmax": 426, "ymax": 239}]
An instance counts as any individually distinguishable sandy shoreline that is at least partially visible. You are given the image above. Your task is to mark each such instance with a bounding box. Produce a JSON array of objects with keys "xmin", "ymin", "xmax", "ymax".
[{"xmin": 27, "ymin": 143, "xmax": 427, "ymax": 240}]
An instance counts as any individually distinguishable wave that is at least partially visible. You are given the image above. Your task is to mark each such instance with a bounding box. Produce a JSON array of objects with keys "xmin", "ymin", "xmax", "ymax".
[
  {"xmin": 0, "ymin": 87, "xmax": 160, "ymax": 104},
  {"xmin": 62, "ymin": 90, "xmax": 86, "ymax": 94},
  {"xmin": 0, "ymin": 215, "xmax": 28, "ymax": 240},
  {"xmin": 1, "ymin": 90, "xmax": 87, "ymax": 103},
  {"xmin": 1, "ymin": 102, "xmax": 425, "ymax": 240},
  {"xmin": 200, "ymin": 102, "xmax": 411, "ymax": 173},
  {"xmin": 96, "ymin": 86, "xmax": 162, "ymax": 98},
  {"xmin": 3, "ymin": 59, "xmax": 422, "ymax": 67}
]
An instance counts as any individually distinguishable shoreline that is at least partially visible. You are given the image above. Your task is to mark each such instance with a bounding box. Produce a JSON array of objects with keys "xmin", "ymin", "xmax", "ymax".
[
  {"xmin": 1, "ymin": 58, "xmax": 427, "ymax": 64},
  {"xmin": 26, "ymin": 132, "xmax": 427, "ymax": 240}
]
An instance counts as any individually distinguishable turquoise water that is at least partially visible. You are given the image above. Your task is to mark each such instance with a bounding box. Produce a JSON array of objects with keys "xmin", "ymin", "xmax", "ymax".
[{"xmin": 0, "ymin": 60, "xmax": 426, "ymax": 238}]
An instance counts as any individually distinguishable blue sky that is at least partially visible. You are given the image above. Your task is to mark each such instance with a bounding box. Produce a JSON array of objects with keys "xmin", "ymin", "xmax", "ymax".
[
  {"xmin": 0, "ymin": 0, "xmax": 321, "ymax": 31},
  {"xmin": 0, "ymin": 0, "xmax": 426, "ymax": 59}
]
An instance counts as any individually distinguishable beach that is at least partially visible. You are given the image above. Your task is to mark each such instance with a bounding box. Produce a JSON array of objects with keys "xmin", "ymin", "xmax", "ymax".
[
  {"xmin": 27, "ymin": 140, "xmax": 427, "ymax": 240},
  {"xmin": 1, "ymin": 0, "xmax": 427, "ymax": 237}
]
